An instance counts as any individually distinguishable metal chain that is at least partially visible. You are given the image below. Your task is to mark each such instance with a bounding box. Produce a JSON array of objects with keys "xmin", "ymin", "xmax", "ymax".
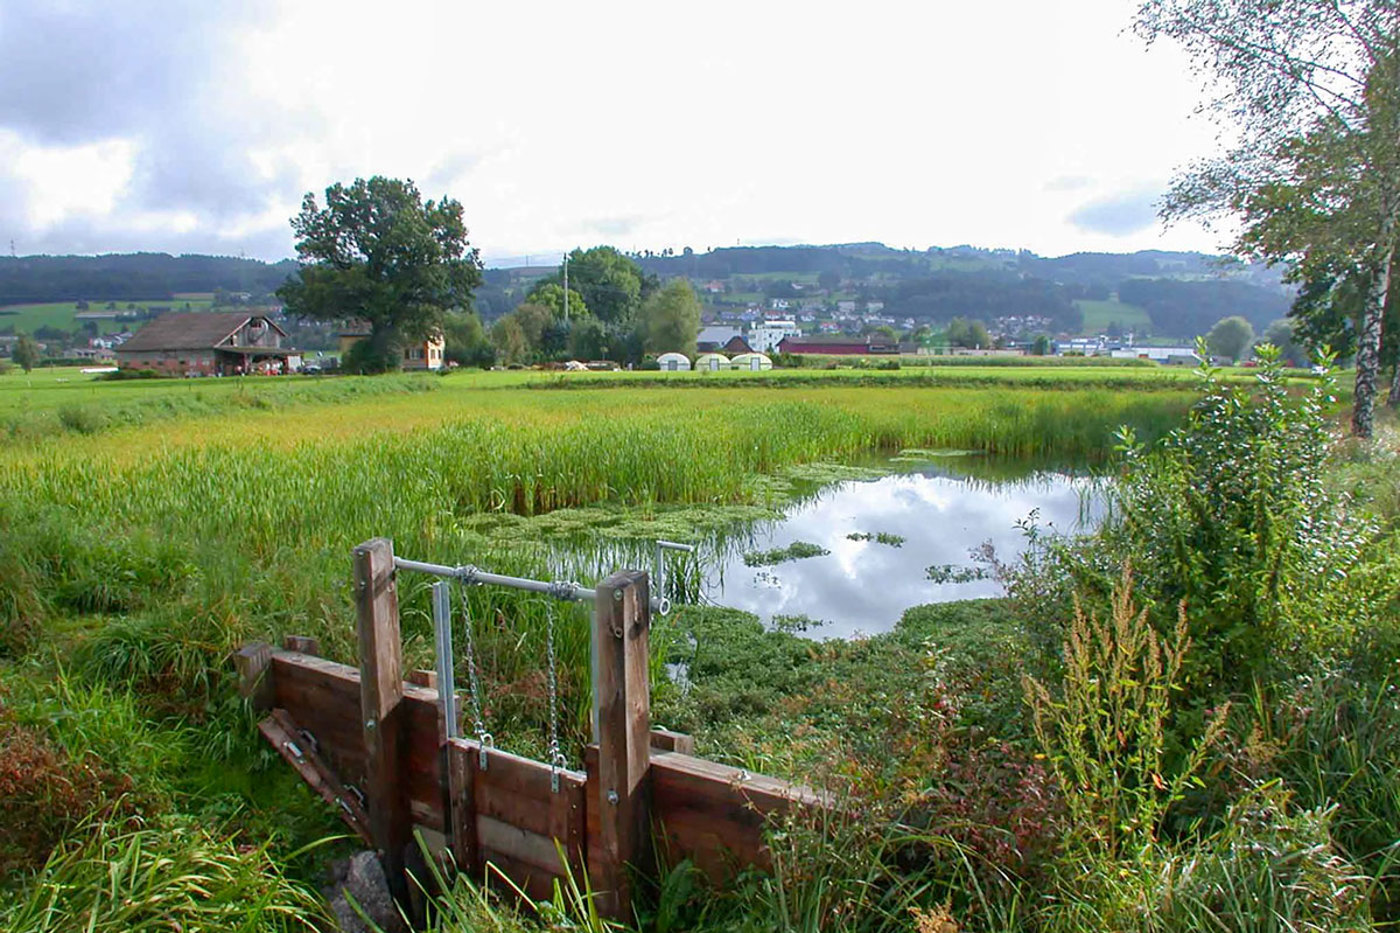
[
  {"xmin": 544, "ymin": 598, "xmax": 567, "ymax": 792},
  {"xmin": 456, "ymin": 581, "xmax": 492, "ymax": 767}
]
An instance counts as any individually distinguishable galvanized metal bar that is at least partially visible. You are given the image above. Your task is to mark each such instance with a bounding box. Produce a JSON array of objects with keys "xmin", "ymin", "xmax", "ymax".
[
  {"xmin": 430, "ymin": 581, "xmax": 459, "ymax": 740},
  {"xmin": 393, "ymin": 557, "xmax": 597, "ymax": 602},
  {"xmin": 653, "ymin": 540, "xmax": 697, "ymax": 604},
  {"xmin": 394, "ymin": 556, "xmax": 670, "ymax": 615}
]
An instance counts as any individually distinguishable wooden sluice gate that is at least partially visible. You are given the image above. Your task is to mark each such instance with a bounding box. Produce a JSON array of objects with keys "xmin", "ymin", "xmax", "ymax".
[{"xmin": 235, "ymin": 537, "xmax": 829, "ymax": 920}]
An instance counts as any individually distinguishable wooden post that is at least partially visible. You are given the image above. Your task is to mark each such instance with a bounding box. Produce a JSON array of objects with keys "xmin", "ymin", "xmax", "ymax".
[
  {"xmin": 354, "ymin": 537, "xmax": 412, "ymax": 908},
  {"xmin": 282, "ymin": 634, "xmax": 321, "ymax": 655},
  {"xmin": 592, "ymin": 570, "xmax": 651, "ymax": 918},
  {"xmin": 234, "ymin": 642, "xmax": 274, "ymax": 710}
]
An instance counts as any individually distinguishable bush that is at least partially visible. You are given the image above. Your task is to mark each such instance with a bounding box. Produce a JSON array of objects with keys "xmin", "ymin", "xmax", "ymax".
[
  {"xmin": 0, "ymin": 708, "xmax": 137, "ymax": 875},
  {"xmin": 1007, "ymin": 344, "xmax": 1381, "ymax": 701}
]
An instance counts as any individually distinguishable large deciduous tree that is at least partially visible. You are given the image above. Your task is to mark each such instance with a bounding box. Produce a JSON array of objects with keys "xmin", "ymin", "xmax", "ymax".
[
  {"xmin": 1206, "ymin": 315, "xmax": 1255, "ymax": 361},
  {"xmin": 1135, "ymin": 0, "xmax": 1400, "ymax": 436},
  {"xmin": 560, "ymin": 247, "xmax": 645, "ymax": 325},
  {"xmin": 12, "ymin": 333, "xmax": 39, "ymax": 373},
  {"xmin": 276, "ymin": 176, "xmax": 482, "ymax": 372},
  {"xmin": 641, "ymin": 279, "xmax": 702, "ymax": 355}
]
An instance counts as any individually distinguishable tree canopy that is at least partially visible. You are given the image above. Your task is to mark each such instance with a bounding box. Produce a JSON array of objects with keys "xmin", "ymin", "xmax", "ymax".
[
  {"xmin": 641, "ymin": 279, "xmax": 702, "ymax": 355},
  {"xmin": 12, "ymin": 333, "xmax": 39, "ymax": 373},
  {"xmin": 562, "ymin": 247, "xmax": 645, "ymax": 325},
  {"xmin": 276, "ymin": 176, "xmax": 482, "ymax": 372},
  {"xmin": 1206, "ymin": 315, "xmax": 1255, "ymax": 361},
  {"xmin": 1135, "ymin": 0, "xmax": 1400, "ymax": 435}
]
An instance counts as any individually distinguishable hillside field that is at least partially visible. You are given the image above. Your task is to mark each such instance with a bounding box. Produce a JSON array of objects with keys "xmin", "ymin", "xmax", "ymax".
[
  {"xmin": 0, "ymin": 298, "xmax": 214, "ymax": 335},
  {"xmin": 1074, "ymin": 297, "xmax": 1154, "ymax": 333}
]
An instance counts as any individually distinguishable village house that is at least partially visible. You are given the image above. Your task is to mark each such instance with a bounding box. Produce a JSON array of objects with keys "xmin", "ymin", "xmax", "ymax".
[
  {"xmin": 337, "ymin": 326, "xmax": 446, "ymax": 371},
  {"xmin": 116, "ymin": 311, "xmax": 297, "ymax": 376}
]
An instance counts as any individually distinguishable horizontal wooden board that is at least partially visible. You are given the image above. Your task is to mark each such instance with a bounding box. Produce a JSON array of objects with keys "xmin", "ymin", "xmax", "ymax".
[
  {"xmin": 269, "ymin": 649, "xmax": 449, "ymax": 830},
  {"xmin": 478, "ymin": 815, "xmax": 570, "ymax": 876}
]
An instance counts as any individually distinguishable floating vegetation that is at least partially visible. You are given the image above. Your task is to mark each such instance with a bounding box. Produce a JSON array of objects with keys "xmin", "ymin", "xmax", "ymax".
[
  {"xmin": 926, "ymin": 563, "xmax": 992, "ymax": 584},
  {"xmin": 846, "ymin": 531, "xmax": 906, "ymax": 547},
  {"xmin": 743, "ymin": 541, "xmax": 830, "ymax": 567}
]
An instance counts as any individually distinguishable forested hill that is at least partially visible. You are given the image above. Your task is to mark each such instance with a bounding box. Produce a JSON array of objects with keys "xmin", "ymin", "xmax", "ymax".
[
  {"xmin": 2, "ymin": 244, "xmax": 1295, "ymax": 340},
  {"xmin": 624, "ymin": 243, "xmax": 1294, "ymax": 339},
  {"xmin": 0, "ymin": 253, "xmax": 298, "ymax": 304}
]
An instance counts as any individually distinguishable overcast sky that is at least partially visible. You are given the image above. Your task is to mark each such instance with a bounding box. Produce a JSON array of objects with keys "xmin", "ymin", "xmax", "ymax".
[{"xmin": 0, "ymin": 0, "xmax": 1231, "ymax": 266}]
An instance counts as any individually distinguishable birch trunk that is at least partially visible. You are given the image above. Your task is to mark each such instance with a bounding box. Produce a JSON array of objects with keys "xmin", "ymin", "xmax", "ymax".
[{"xmin": 1353, "ymin": 210, "xmax": 1396, "ymax": 436}]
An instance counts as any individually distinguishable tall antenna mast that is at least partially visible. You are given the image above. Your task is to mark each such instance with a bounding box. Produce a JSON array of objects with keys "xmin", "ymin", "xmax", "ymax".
[{"xmin": 563, "ymin": 251, "xmax": 569, "ymax": 322}]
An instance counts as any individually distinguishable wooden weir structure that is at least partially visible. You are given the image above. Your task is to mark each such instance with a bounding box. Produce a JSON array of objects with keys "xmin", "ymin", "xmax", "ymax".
[{"xmin": 235, "ymin": 538, "xmax": 829, "ymax": 920}]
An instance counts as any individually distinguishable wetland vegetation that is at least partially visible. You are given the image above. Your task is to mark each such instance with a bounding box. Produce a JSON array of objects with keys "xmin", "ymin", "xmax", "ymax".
[{"xmin": 1, "ymin": 359, "xmax": 1398, "ymax": 932}]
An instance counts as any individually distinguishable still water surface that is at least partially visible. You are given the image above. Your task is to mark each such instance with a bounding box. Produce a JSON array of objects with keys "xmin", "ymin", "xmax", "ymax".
[{"xmin": 703, "ymin": 455, "xmax": 1102, "ymax": 638}]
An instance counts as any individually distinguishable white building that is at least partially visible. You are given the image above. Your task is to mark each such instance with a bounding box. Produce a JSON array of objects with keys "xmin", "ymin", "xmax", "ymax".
[{"xmin": 748, "ymin": 320, "xmax": 800, "ymax": 353}]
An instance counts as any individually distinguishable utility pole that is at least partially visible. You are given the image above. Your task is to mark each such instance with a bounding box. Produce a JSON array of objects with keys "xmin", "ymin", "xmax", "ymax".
[{"xmin": 563, "ymin": 251, "xmax": 569, "ymax": 322}]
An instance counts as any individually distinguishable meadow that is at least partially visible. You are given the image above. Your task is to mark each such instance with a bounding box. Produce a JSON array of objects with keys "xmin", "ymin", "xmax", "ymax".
[
  {"xmin": 0, "ymin": 297, "xmax": 214, "ymax": 335},
  {"xmin": 1, "ymin": 361, "xmax": 1396, "ymax": 932},
  {"xmin": 1073, "ymin": 298, "xmax": 1153, "ymax": 332}
]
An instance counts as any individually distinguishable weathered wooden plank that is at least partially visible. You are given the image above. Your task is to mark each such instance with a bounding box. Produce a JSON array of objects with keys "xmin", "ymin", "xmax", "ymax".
[
  {"xmin": 481, "ymin": 849, "xmax": 561, "ymax": 903},
  {"xmin": 282, "ymin": 635, "xmax": 321, "ymax": 655},
  {"xmin": 354, "ymin": 537, "xmax": 412, "ymax": 906},
  {"xmin": 648, "ymin": 751, "xmax": 834, "ymax": 880},
  {"xmin": 234, "ymin": 642, "xmax": 274, "ymax": 710},
  {"xmin": 591, "ymin": 570, "xmax": 651, "ymax": 919},
  {"xmin": 258, "ymin": 709, "xmax": 373, "ymax": 845},
  {"xmin": 447, "ymin": 740, "xmax": 478, "ymax": 876},
  {"xmin": 650, "ymin": 728, "xmax": 696, "ymax": 754},
  {"xmin": 651, "ymin": 750, "xmax": 832, "ymax": 812},
  {"xmin": 267, "ymin": 650, "xmax": 446, "ymax": 830},
  {"xmin": 407, "ymin": 669, "xmax": 437, "ymax": 688},
  {"xmin": 477, "ymin": 816, "xmax": 570, "ymax": 876}
]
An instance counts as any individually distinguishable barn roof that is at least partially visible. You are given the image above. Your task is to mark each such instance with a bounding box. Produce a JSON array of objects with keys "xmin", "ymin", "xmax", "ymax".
[{"xmin": 119, "ymin": 312, "xmax": 286, "ymax": 352}]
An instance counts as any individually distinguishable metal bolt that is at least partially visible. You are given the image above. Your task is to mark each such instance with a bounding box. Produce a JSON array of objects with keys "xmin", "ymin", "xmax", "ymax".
[
  {"xmin": 613, "ymin": 590, "xmax": 622, "ymax": 602},
  {"xmin": 607, "ymin": 789, "xmax": 619, "ymax": 805},
  {"xmin": 365, "ymin": 718, "xmax": 377, "ymax": 731}
]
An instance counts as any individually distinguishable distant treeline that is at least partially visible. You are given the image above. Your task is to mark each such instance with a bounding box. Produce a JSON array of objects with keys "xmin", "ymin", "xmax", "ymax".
[
  {"xmin": 628, "ymin": 243, "xmax": 1292, "ymax": 337},
  {"xmin": 0, "ymin": 253, "xmax": 298, "ymax": 305}
]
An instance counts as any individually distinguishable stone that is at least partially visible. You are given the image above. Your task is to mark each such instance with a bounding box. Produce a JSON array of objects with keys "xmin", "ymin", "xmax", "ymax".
[{"xmin": 325, "ymin": 850, "xmax": 407, "ymax": 933}]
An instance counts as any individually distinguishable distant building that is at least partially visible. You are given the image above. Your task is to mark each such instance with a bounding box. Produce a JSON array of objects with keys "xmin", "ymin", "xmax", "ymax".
[
  {"xmin": 697, "ymin": 325, "xmax": 743, "ymax": 352},
  {"xmin": 337, "ymin": 325, "xmax": 445, "ymax": 371},
  {"xmin": 777, "ymin": 336, "xmax": 897, "ymax": 356},
  {"xmin": 721, "ymin": 335, "xmax": 754, "ymax": 355},
  {"xmin": 117, "ymin": 311, "xmax": 296, "ymax": 376},
  {"xmin": 749, "ymin": 320, "xmax": 800, "ymax": 354}
]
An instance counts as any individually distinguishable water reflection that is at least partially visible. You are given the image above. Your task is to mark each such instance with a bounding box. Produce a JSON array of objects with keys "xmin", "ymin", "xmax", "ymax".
[{"xmin": 704, "ymin": 457, "xmax": 1102, "ymax": 638}]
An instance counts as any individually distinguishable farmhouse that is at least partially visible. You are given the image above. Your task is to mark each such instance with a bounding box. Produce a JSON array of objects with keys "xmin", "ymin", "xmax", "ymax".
[
  {"xmin": 337, "ymin": 326, "xmax": 446, "ymax": 371},
  {"xmin": 116, "ymin": 311, "xmax": 296, "ymax": 376}
]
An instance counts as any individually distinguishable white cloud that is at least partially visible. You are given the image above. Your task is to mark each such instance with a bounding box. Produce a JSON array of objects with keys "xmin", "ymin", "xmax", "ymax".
[{"xmin": 0, "ymin": 0, "xmax": 1229, "ymax": 261}]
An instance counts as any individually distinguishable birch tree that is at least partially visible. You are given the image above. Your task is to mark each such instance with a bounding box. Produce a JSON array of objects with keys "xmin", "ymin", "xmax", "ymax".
[{"xmin": 1135, "ymin": 0, "xmax": 1400, "ymax": 435}]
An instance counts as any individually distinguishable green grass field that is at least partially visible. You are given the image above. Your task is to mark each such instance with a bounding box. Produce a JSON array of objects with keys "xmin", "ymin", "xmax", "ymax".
[
  {"xmin": 0, "ymin": 298, "xmax": 214, "ymax": 335},
  {"xmin": 3, "ymin": 361, "xmax": 1391, "ymax": 931},
  {"xmin": 1075, "ymin": 298, "xmax": 1154, "ymax": 333}
]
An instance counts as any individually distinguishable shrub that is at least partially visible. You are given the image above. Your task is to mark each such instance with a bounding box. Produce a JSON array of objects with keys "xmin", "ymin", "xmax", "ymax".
[
  {"xmin": 1024, "ymin": 570, "xmax": 1227, "ymax": 860},
  {"xmin": 1007, "ymin": 344, "xmax": 1381, "ymax": 701},
  {"xmin": 0, "ymin": 700, "xmax": 136, "ymax": 875}
]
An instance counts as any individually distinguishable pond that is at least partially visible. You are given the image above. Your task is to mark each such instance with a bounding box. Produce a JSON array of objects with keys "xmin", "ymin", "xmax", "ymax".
[{"xmin": 698, "ymin": 453, "xmax": 1104, "ymax": 638}]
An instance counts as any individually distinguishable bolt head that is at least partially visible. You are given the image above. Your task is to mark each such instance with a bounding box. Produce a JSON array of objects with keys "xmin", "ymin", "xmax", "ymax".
[
  {"xmin": 365, "ymin": 718, "xmax": 377, "ymax": 731},
  {"xmin": 607, "ymin": 789, "xmax": 619, "ymax": 805}
]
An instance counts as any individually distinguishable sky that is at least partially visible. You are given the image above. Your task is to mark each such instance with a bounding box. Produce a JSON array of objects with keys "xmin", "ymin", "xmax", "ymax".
[{"xmin": 0, "ymin": 0, "xmax": 1234, "ymax": 266}]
